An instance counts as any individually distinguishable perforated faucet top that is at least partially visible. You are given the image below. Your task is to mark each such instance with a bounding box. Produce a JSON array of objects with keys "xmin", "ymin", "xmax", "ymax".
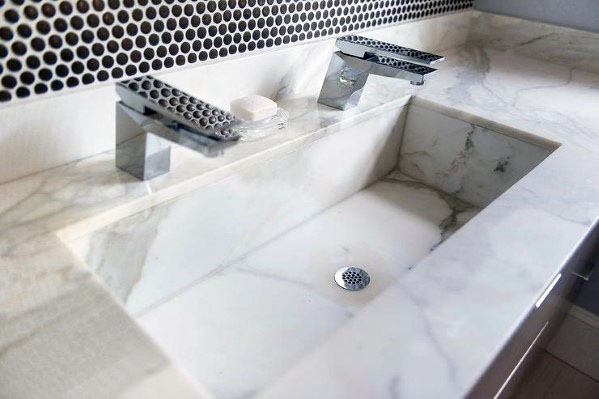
[
  {"xmin": 374, "ymin": 56, "xmax": 437, "ymax": 75},
  {"xmin": 337, "ymin": 35, "xmax": 444, "ymax": 65},
  {"xmin": 117, "ymin": 75, "xmax": 239, "ymax": 142}
]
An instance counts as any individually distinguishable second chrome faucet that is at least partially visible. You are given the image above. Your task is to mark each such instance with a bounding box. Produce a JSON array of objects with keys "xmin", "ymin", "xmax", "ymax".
[{"xmin": 318, "ymin": 35, "xmax": 444, "ymax": 110}]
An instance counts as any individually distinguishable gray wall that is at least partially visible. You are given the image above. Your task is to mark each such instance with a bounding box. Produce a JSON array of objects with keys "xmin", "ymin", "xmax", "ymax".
[{"xmin": 474, "ymin": 0, "xmax": 599, "ymax": 32}]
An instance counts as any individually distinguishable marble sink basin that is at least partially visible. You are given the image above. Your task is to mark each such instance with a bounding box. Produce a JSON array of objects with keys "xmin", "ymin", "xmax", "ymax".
[{"xmin": 65, "ymin": 101, "xmax": 555, "ymax": 398}]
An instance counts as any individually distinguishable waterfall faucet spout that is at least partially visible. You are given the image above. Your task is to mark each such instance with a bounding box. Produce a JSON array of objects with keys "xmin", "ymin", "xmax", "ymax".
[
  {"xmin": 317, "ymin": 35, "xmax": 444, "ymax": 110},
  {"xmin": 115, "ymin": 76, "xmax": 240, "ymax": 180}
]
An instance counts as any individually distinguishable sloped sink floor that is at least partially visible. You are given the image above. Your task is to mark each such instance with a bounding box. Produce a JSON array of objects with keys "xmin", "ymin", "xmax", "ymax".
[{"xmin": 137, "ymin": 170, "xmax": 481, "ymax": 398}]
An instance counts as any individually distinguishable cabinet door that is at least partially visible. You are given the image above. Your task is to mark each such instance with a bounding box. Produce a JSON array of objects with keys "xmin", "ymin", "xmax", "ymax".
[{"xmin": 467, "ymin": 219, "xmax": 599, "ymax": 399}]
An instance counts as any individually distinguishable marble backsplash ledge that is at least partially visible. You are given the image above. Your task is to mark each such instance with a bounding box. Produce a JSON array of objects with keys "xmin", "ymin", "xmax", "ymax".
[
  {"xmin": 0, "ymin": 11, "xmax": 474, "ymax": 185},
  {"xmin": 0, "ymin": 85, "xmax": 118, "ymax": 185}
]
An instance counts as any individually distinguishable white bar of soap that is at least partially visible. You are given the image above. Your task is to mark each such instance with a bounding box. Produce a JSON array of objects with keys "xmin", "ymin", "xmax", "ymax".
[{"xmin": 230, "ymin": 95, "xmax": 278, "ymax": 122}]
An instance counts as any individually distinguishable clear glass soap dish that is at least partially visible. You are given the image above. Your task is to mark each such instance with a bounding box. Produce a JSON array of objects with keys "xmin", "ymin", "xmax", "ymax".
[{"xmin": 233, "ymin": 108, "xmax": 289, "ymax": 142}]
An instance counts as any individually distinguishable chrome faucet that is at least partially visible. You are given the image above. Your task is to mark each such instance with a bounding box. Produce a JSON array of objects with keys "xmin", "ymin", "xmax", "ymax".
[
  {"xmin": 115, "ymin": 75, "xmax": 240, "ymax": 180},
  {"xmin": 318, "ymin": 35, "xmax": 444, "ymax": 110}
]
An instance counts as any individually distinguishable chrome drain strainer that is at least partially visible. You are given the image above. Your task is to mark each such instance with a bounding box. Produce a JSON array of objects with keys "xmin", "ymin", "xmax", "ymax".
[{"xmin": 334, "ymin": 267, "xmax": 370, "ymax": 291}]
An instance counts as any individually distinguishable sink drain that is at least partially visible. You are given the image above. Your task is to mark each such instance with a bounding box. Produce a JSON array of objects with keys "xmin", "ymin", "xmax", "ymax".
[{"xmin": 334, "ymin": 267, "xmax": 370, "ymax": 291}]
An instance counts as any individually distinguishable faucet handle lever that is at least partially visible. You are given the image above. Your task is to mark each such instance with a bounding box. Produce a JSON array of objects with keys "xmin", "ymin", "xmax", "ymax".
[
  {"xmin": 336, "ymin": 35, "xmax": 444, "ymax": 65},
  {"xmin": 116, "ymin": 76, "xmax": 240, "ymax": 142}
]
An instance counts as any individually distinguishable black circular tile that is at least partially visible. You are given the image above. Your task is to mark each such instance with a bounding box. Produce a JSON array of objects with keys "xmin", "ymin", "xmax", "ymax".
[{"xmin": 0, "ymin": 0, "xmax": 473, "ymax": 103}]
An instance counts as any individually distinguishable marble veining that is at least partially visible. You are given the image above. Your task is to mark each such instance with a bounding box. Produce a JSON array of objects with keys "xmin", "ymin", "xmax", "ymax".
[
  {"xmin": 67, "ymin": 106, "xmax": 406, "ymax": 315},
  {"xmin": 398, "ymin": 104, "xmax": 553, "ymax": 207},
  {"xmin": 0, "ymin": 238, "xmax": 205, "ymax": 399},
  {"xmin": 2, "ymin": 11, "xmax": 599, "ymax": 399},
  {"xmin": 468, "ymin": 11, "xmax": 599, "ymax": 75},
  {"xmin": 415, "ymin": 44, "xmax": 599, "ymax": 152},
  {"xmin": 138, "ymin": 173, "xmax": 480, "ymax": 398},
  {"xmin": 384, "ymin": 171, "xmax": 480, "ymax": 246},
  {"xmin": 256, "ymin": 19, "xmax": 599, "ymax": 399}
]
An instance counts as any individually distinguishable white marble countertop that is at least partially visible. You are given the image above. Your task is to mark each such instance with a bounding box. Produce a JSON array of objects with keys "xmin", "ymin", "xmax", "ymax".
[
  {"xmin": 259, "ymin": 35, "xmax": 599, "ymax": 398},
  {"xmin": 2, "ymin": 11, "xmax": 599, "ymax": 398}
]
